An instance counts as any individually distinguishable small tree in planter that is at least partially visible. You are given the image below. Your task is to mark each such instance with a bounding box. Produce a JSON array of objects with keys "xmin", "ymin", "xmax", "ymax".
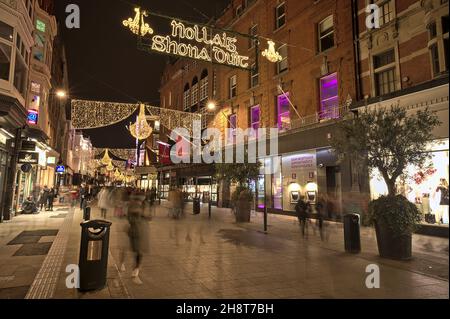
[
  {"xmin": 331, "ymin": 106, "xmax": 440, "ymax": 260},
  {"xmin": 215, "ymin": 160, "xmax": 261, "ymax": 223}
]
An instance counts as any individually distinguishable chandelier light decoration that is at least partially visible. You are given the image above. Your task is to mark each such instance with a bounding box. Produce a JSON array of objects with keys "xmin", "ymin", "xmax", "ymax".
[
  {"xmin": 129, "ymin": 104, "xmax": 153, "ymax": 140},
  {"xmin": 262, "ymin": 40, "xmax": 283, "ymax": 63},
  {"xmin": 114, "ymin": 168, "xmax": 121, "ymax": 178},
  {"xmin": 123, "ymin": 8, "xmax": 154, "ymax": 37},
  {"xmin": 101, "ymin": 149, "xmax": 112, "ymax": 165}
]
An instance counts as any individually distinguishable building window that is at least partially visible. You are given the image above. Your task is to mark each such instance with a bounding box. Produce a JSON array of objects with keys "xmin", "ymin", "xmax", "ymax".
[
  {"xmin": 318, "ymin": 16, "xmax": 334, "ymax": 52},
  {"xmin": 249, "ymin": 24, "xmax": 258, "ymax": 49},
  {"xmin": 169, "ymin": 91, "xmax": 172, "ymax": 107},
  {"xmin": 200, "ymin": 70, "xmax": 208, "ymax": 101},
  {"xmin": 428, "ymin": 15, "xmax": 449, "ymax": 77},
  {"xmin": 30, "ymin": 81, "xmax": 41, "ymax": 110},
  {"xmin": 277, "ymin": 93, "xmax": 291, "ymax": 131},
  {"xmin": 191, "ymin": 77, "xmax": 199, "ymax": 106},
  {"xmin": 0, "ymin": 43, "xmax": 12, "ymax": 82},
  {"xmin": 277, "ymin": 44, "xmax": 288, "ymax": 74},
  {"xmin": 430, "ymin": 44, "xmax": 440, "ymax": 76},
  {"xmin": 236, "ymin": 5, "xmax": 243, "ymax": 17},
  {"xmin": 33, "ymin": 33, "xmax": 45, "ymax": 62},
  {"xmin": 250, "ymin": 105, "xmax": 260, "ymax": 137},
  {"xmin": 183, "ymin": 84, "xmax": 190, "ymax": 110},
  {"xmin": 319, "ymin": 73, "xmax": 339, "ymax": 120},
  {"xmin": 250, "ymin": 63, "xmax": 259, "ymax": 88},
  {"xmin": 0, "ymin": 21, "xmax": 13, "ymax": 82},
  {"xmin": 275, "ymin": 2, "xmax": 286, "ymax": 30},
  {"xmin": 229, "ymin": 75, "xmax": 237, "ymax": 99},
  {"xmin": 373, "ymin": 49, "xmax": 397, "ymax": 96},
  {"xmin": 379, "ymin": 0, "xmax": 395, "ymax": 26},
  {"xmin": 228, "ymin": 113, "xmax": 237, "ymax": 144}
]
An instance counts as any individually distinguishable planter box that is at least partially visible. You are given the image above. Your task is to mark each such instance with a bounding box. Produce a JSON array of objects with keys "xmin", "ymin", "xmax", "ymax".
[
  {"xmin": 375, "ymin": 222, "xmax": 412, "ymax": 260},
  {"xmin": 235, "ymin": 199, "xmax": 251, "ymax": 223}
]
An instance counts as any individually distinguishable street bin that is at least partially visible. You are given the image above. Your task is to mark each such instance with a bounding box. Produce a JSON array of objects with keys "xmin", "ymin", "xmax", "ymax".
[
  {"xmin": 78, "ymin": 220, "xmax": 112, "ymax": 291},
  {"xmin": 343, "ymin": 213, "xmax": 361, "ymax": 253},
  {"xmin": 193, "ymin": 198, "xmax": 201, "ymax": 215},
  {"xmin": 83, "ymin": 207, "xmax": 91, "ymax": 221}
]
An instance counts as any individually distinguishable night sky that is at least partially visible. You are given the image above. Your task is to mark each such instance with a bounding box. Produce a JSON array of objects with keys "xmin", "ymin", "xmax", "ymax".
[{"xmin": 53, "ymin": 0, "xmax": 231, "ymax": 148}]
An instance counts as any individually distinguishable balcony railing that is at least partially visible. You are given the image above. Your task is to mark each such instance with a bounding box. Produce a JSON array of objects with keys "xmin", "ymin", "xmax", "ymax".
[{"xmin": 288, "ymin": 105, "xmax": 349, "ymax": 132}]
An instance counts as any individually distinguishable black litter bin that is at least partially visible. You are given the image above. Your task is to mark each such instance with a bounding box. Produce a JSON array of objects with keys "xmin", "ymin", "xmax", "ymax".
[
  {"xmin": 343, "ymin": 213, "xmax": 361, "ymax": 253},
  {"xmin": 78, "ymin": 220, "xmax": 112, "ymax": 291},
  {"xmin": 193, "ymin": 198, "xmax": 201, "ymax": 215},
  {"xmin": 83, "ymin": 207, "xmax": 91, "ymax": 221}
]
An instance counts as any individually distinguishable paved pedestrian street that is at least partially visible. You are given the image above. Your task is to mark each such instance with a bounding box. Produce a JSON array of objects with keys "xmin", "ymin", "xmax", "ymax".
[{"xmin": 0, "ymin": 202, "xmax": 448, "ymax": 299}]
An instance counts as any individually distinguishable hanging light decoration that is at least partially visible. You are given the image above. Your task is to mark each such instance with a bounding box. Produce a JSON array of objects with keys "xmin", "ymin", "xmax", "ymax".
[
  {"xmin": 262, "ymin": 40, "xmax": 283, "ymax": 63},
  {"xmin": 101, "ymin": 149, "xmax": 112, "ymax": 165},
  {"xmin": 123, "ymin": 8, "xmax": 154, "ymax": 37},
  {"xmin": 114, "ymin": 168, "xmax": 121, "ymax": 178},
  {"xmin": 129, "ymin": 104, "xmax": 153, "ymax": 140}
]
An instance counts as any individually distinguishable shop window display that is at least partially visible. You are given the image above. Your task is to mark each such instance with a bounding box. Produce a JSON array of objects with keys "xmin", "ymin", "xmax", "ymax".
[{"xmin": 370, "ymin": 139, "xmax": 449, "ymax": 225}]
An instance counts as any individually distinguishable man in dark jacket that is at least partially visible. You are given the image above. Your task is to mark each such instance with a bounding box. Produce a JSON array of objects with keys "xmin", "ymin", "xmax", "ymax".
[
  {"xmin": 47, "ymin": 188, "xmax": 55, "ymax": 211},
  {"xmin": 295, "ymin": 195, "xmax": 310, "ymax": 238}
]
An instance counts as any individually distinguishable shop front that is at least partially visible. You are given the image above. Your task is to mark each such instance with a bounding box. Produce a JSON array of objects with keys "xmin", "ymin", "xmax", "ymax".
[{"xmin": 370, "ymin": 138, "xmax": 449, "ymax": 226}]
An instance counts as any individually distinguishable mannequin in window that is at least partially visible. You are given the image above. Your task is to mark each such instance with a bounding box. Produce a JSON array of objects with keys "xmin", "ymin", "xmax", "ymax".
[{"xmin": 435, "ymin": 178, "xmax": 449, "ymax": 225}]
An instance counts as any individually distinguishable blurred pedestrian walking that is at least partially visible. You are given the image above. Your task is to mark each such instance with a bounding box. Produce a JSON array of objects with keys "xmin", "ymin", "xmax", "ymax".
[{"xmin": 295, "ymin": 195, "xmax": 310, "ymax": 238}]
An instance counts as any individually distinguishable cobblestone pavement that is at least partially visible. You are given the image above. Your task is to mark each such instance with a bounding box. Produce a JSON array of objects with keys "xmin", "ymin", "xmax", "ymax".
[{"xmin": 0, "ymin": 202, "xmax": 448, "ymax": 299}]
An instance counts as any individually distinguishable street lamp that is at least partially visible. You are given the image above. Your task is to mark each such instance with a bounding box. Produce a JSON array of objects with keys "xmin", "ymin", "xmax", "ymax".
[{"xmin": 56, "ymin": 90, "xmax": 67, "ymax": 98}]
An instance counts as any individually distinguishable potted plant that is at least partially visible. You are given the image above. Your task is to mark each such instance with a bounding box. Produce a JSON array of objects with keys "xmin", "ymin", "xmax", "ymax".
[
  {"xmin": 215, "ymin": 160, "xmax": 261, "ymax": 223},
  {"xmin": 331, "ymin": 106, "xmax": 440, "ymax": 260}
]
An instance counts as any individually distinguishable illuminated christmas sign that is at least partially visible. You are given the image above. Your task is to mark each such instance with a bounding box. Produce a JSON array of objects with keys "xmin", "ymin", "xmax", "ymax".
[
  {"xmin": 27, "ymin": 109, "xmax": 39, "ymax": 125},
  {"xmin": 124, "ymin": 8, "xmax": 255, "ymax": 70}
]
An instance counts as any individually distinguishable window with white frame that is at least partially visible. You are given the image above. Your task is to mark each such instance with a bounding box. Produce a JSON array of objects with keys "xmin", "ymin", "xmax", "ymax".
[
  {"xmin": 373, "ymin": 49, "xmax": 397, "ymax": 96},
  {"xmin": 250, "ymin": 63, "xmax": 259, "ymax": 88},
  {"xmin": 319, "ymin": 73, "xmax": 339, "ymax": 120},
  {"xmin": 275, "ymin": 2, "xmax": 286, "ymax": 30},
  {"xmin": 277, "ymin": 44, "xmax": 288, "ymax": 74},
  {"xmin": 277, "ymin": 93, "xmax": 291, "ymax": 131},
  {"xmin": 228, "ymin": 113, "xmax": 237, "ymax": 144},
  {"xmin": 249, "ymin": 24, "xmax": 258, "ymax": 49},
  {"xmin": 318, "ymin": 16, "xmax": 334, "ymax": 52},
  {"xmin": 250, "ymin": 105, "xmax": 260, "ymax": 138},
  {"xmin": 428, "ymin": 15, "xmax": 449, "ymax": 77},
  {"xmin": 191, "ymin": 78, "xmax": 199, "ymax": 106},
  {"xmin": 229, "ymin": 75, "xmax": 237, "ymax": 99},
  {"xmin": 378, "ymin": 0, "xmax": 395, "ymax": 27},
  {"xmin": 200, "ymin": 70, "xmax": 208, "ymax": 101},
  {"xmin": 183, "ymin": 84, "xmax": 190, "ymax": 110},
  {"xmin": 24, "ymin": 0, "xmax": 34, "ymax": 19}
]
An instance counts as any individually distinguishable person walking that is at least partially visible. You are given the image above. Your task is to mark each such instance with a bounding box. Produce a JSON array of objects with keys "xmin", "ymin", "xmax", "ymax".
[
  {"xmin": 315, "ymin": 196, "xmax": 327, "ymax": 241},
  {"xmin": 127, "ymin": 191, "xmax": 150, "ymax": 284},
  {"xmin": 38, "ymin": 187, "xmax": 48, "ymax": 211},
  {"xmin": 295, "ymin": 195, "xmax": 310, "ymax": 238},
  {"xmin": 98, "ymin": 187, "xmax": 110, "ymax": 219},
  {"xmin": 47, "ymin": 188, "xmax": 55, "ymax": 211}
]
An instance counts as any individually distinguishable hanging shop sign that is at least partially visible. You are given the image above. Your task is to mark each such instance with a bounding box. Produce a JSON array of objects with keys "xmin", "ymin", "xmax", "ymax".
[
  {"xmin": 123, "ymin": 8, "xmax": 255, "ymax": 70},
  {"xmin": 27, "ymin": 109, "xmax": 39, "ymax": 125},
  {"xmin": 18, "ymin": 152, "xmax": 39, "ymax": 165},
  {"xmin": 56, "ymin": 165, "xmax": 66, "ymax": 174},
  {"xmin": 21, "ymin": 140, "xmax": 36, "ymax": 152}
]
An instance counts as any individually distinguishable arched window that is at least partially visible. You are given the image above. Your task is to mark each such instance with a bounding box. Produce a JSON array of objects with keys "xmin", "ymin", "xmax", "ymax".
[
  {"xmin": 191, "ymin": 77, "xmax": 199, "ymax": 106},
  {"xmin": 183, "ymin": 83, "xmax": 190, "ymax": 110},
  {"xmin": 200, "ymin": 69, "xmax": 209, "ymax": 101}
]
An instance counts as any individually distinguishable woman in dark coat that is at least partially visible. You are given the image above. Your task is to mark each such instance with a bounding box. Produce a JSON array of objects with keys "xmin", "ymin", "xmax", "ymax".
[{"xmin": 295, "ymin": 195, "xmax": 310, "ymax": 238}]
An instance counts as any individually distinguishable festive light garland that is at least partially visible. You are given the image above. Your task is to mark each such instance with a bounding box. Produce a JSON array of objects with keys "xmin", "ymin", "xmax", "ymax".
[
  {"xmin": 101, "ymin": 149, "xmax": 112, "ymax": 165},
  {"xmin": 72, "ymin": 100, "xmax": 202, "ymax": 134},
  {"xmin": 71, "ymin": 100, "xmax": 138, "ymax": 129},
  {"xmin": 123, "ymin": 8, "xmax": 154, "ymax": 37}
]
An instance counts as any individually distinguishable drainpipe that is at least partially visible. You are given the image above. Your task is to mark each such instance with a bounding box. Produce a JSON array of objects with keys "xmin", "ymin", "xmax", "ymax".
[{"xmin": 351, "ymin": 0, "xmax": 362, "ymax": 102}]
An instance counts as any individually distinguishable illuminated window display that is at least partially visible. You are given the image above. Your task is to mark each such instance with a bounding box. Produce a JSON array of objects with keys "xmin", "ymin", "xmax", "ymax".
[{"xmin": 370, "ymin": 139, "xmax": 449, "ymax": 225}]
